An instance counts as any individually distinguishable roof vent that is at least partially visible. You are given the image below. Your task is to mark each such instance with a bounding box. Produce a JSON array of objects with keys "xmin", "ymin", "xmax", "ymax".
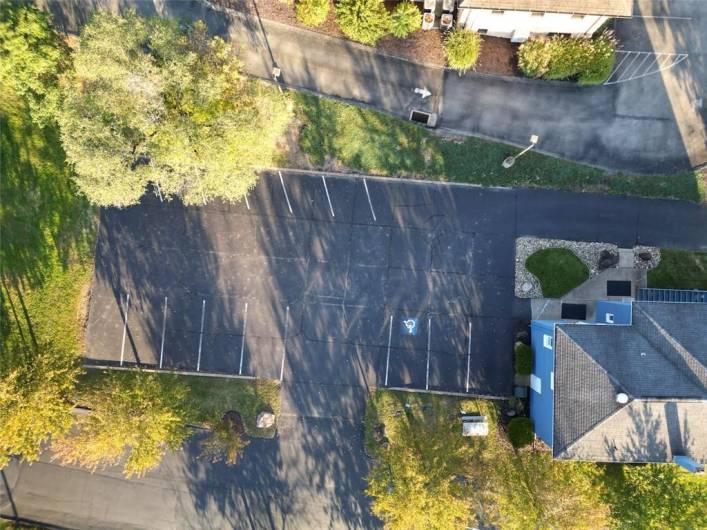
[{"xmin": 616, "ymin": 393, "xmax": 629, "ymax": 404}]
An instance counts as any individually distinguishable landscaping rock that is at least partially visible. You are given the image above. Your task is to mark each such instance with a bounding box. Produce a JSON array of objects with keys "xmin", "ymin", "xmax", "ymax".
[
  {"xmin": 256, "ymin": 411, "xmax": 276, "ymax": 429},
  {"xmin": 598, "ymin": 249, "xmax": 619, "ymax": 270}
]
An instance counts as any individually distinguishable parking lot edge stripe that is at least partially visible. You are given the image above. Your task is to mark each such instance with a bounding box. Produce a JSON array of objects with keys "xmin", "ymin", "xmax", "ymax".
[
  {"xmin": 280, "ymin": 306, "xmax": 290, "ymax": 382},
  {"xmin": 197, "ymin": 299, "xmax": 206, "ymax": 372},
  {"xmin": 119, "ymin": 292, "xmax": 130, "ymax": 366},
  {"xmin": 321, "ymin": 175, "xmax": 335, "ymax": 218},
  {"xmin": 384, "ymin": 315, "xmax": 393, "ymax": 386},
  {"xmin": 426, "ymin": 317, "xmax": 431, "ymax": 391},
  {"xmin": 465, "ymin": 320, "xmax": 472, "ymax": 393},
  {"xmin": 239, "ymin": 302, "xmax": 248, "ymax": 375},
  {"xmin": 159, "ymin": 296, "xmax": 168, "ymax": 369},
  {"xmin": 278, "ymin": 170, "xmax": 293, "ymax": 214},
  {"xmin": 244, "ymin": 194, "xmax": 250, "ymax": 210},
  {"xmin": 363, "ymin": 179, "xmax": 377, "ymax": 221}
]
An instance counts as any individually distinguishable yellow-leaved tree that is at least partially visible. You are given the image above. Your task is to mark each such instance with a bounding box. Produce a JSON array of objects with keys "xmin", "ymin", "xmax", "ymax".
[{"xmin": 52, "ymin": 372, "xmax": 192, "ymax": 477}]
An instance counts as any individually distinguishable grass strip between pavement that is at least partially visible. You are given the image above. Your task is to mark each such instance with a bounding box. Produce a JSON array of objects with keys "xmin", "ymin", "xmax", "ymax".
[{"xmin": 291, "ymin": 93, "xmax": 706, "ymax": 203}]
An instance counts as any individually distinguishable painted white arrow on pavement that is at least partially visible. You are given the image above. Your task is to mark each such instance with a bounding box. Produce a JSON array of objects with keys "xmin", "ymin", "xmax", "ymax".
[{"xmin": 414, "ymin": 87, "xmax": 431, "ymax": 99}]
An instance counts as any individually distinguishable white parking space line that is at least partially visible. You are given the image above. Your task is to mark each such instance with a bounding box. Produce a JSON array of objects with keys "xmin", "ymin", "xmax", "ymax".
[
  {"xmin": 278, "ymin": 170, "xmax": 293, "ymax": 214},
  {"xmin": 244, "ymin": 194, "xmax": 250, "ymax": 210},
  {"xmin": 119, "ymin": 292, "xmax": 131, "ymax": 366},
  {"xmin": 196, "ymin": 299, "xmax": 206, "ymax": 372},
  {"xmin": 605, "ymin": 52, "xmax": 632, "ymax": 83},
  {"xmin": 280, "ymin": 305, "xmax": 290, "ymax": 382},
  {"xmin": 384, "ymin": 315, "xmax": 393, "ymax": 386},
  {"xmin": 627, "ymin": 53, "xmax": 652, "ymax": 80},
  {"xmin": 616, "ymin": 52, "xmax": 642, "ymax": 82},
  {"xmin": 239, "ymin": 302, "xmax": 248, "ymax": 375},
  {"xmin": 465, "ymin": 320, "xmax": 471, "ymax": 393},
  {"xmin": 159, "ymin": 296, "xmax": 168, "ymax": 369},
  {"xmin": 604, "ymin": 51, "xmax": 689, "ymax": 85},
  {"xmin": 425, "ymin": 317, "xmax": 431, "ymax": 391},
  {"xmin": 321, "ymin": 175, "xmax": 335, "ymax": 218},
  {"xmin": 363, "ymin": 179, "xmax": 377, "ymax": 222}
]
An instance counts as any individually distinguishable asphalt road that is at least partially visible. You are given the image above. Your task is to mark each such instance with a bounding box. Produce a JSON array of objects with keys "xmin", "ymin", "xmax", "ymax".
[
  {"xmin": 2, "ymin": 170, "xmax": 706, "ymax": 530},
  {"xmin": 40, "ymin": 0, "xmax": 707, "ymax": 173}
]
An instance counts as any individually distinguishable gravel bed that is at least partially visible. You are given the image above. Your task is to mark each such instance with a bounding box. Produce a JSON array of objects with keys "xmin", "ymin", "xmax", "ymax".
[{"xmin": 515, "ymin": 237, "xmax": 659, "ymax": 298}]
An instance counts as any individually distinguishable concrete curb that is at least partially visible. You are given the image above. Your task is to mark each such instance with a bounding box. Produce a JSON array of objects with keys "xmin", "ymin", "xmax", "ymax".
[{"xmin": 83, "ymin": 363, "xmax": 264, "ymax": 381}]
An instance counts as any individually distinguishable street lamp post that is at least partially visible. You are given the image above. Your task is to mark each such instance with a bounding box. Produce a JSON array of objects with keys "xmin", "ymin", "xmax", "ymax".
[{"xmin": 502, "ymin": 134, "xmax": 539, "ymax": 169}]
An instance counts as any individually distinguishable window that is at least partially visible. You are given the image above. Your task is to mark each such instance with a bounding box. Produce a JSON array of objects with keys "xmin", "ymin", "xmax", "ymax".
[
  {"xmin": 531, "ymin": 11, "xmax": 544, "ymax": 17},
  {"xmin": 530, "ymin": 374, "xmax": 542, "ymax": 394},
  {"xmin": 605, "ymin": 313, "xmax": 615, "ymax": 324},
  {"xmin": 491, "ymin": 10, "xmax": 504, "ymax": 14},
  {"xmin": 543, "ymin": 334, "xmax": 553, "ymax": 349}
]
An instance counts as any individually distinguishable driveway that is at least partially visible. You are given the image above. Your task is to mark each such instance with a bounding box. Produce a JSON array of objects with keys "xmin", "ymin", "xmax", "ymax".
[{"xmin": 41, "ymin": 0, "xmax": 706, "ymax": 173}]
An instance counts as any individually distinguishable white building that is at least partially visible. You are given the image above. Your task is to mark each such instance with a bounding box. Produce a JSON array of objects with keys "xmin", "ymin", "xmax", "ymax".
[{"xmin": 456, "ymin": 0, "xmax": 633, "ymax": 42}]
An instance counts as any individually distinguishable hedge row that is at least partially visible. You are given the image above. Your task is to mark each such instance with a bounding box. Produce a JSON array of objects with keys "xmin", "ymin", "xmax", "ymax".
[
  {"xmin": 518, "ymin": 31, "xmax": 617, "ymax": 85},
  {"xmin": 295, "ymin": 0, "xmax": 481, "ymax": 72},
  {"xmin": 295, "ymin": 0, "xmax": 421, "ymax": 43}
]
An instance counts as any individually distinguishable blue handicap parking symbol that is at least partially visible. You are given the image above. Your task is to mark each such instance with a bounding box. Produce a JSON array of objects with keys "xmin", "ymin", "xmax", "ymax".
[{"xmin": 401, "ymin": 317, "xmax": 418, "ymax": 336}]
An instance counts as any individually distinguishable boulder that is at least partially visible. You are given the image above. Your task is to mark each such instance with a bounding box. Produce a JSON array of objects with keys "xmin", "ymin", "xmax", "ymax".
[
  {"xmin": 638, "ymin": 251, "xmax": 653, "ymax": 262},
  {"xmin": 598, "ymin": 249, "xmax": 619, "ymax": 270},
  {"xmin": 256, "ymin": 411, "xmax": 276, "ymax": 429}
]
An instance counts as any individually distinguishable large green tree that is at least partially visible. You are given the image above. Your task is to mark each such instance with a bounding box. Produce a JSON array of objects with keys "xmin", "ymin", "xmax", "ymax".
[
  {"xmin": 56, "ymin": 11, "xmax": 291, "ymax": 207},
  {"xmin": 367, "ymin": 417, "xmax": 474, "ymax": 530},
  {"xmin": 0, "ymin": 1, "xmax": 69, "ymax": 126},
  {"xmin": 601, "ymin": 463, "xmax": 707, "ymax": 529},
  {"xmin": 0, "ymin": 343, "xmax": 78, "ymax": 468},
  {"xmin": 490, "ymin": 449, "xmax": 610, "ymax": 530},
  {"xmin": 52, "ymin": 372, "xmax": 192, "ymax": 477}
]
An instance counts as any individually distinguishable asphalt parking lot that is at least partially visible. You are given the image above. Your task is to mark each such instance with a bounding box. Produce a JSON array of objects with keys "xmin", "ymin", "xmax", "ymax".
[{"xmin": 85, "ymin": 170, "xmax": 523, "ymax": 403}]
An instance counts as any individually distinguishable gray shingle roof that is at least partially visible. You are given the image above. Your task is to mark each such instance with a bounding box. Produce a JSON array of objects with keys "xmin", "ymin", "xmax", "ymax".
[
  {"xmin": 554, "ymin": 302, "xmax": 707, "ymax": 464},
  {"xmin": 457, "ymin": 0, "xmax": 633, "ymax": 17}
]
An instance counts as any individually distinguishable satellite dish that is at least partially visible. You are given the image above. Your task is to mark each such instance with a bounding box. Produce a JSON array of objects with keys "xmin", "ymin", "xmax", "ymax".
[{"xmin": 616, "ymin": 393, "xmax": 629, "ymax": 404}]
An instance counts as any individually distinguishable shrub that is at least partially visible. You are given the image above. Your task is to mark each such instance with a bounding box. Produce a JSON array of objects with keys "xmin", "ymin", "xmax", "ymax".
[
  {"xmin": 508, "ymin": 417, "xmax": 534, "ymax": 448},
  {"xmin": 517, "ymin": 31, "xmax": 616, "ymax": 85},
  {"xmin": 335, "ymin": 0, "xmax": 391, "ymax": 46},
  {"xmin": 390, "ymin": 1, "xmax": 420, "ymax": 39},
  {"xmin": 295, "ymin": 0, "xmax": 329, "ymax": 28},
  {"xmin": 578, "ymin": 31, "xmax": 616, "ymax": 85},
  {"xmin": 444, "ymin": 29, "xmax": 482, "ymax": 73},
  {"xmin": 517, "ymin": 38, "xmax": 552, "ymax": 78},
  {"xmin": 514, "ymin": 342, "xmax": 532, "ymax": 375},
  {"xmin": 200, "ymin": 411, "xmax": 249, "ymax": 465}
]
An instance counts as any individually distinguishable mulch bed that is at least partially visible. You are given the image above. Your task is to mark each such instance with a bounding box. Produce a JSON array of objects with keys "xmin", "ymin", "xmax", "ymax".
[{"xmin": 213, "ymin": 0, "xmax": 519, "ymax": 75}]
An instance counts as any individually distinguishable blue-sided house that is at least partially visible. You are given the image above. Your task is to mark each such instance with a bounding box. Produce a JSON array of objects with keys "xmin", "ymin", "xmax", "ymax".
[{"xmin": 530, "ymin": 297, "xmax": 706, "ymax": 471}]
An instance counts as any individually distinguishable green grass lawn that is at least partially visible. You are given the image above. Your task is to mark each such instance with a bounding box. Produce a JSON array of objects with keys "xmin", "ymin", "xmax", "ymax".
[
  {"xmin": 525, "ymin": 248, "xmax": 590, "ymax": 298},
  {"xmin": 0, "ymin": 85, "xmax": 96, "ymax": 370},
  {"xmin": 648, "ymin": 249, "xmax": 707, "ymax": 290},
  {"xmin": 78, "ymin": 369, "xmax": 281, "ymax": 438},
  {"xmin": 291, "ymin": 93, "xmax": 706, "ymax": 203}
]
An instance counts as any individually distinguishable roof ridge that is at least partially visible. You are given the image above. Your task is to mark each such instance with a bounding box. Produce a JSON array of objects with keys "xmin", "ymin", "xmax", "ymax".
[
  {"xmin": 556, "ymin": 325, "xmax": 628, "ymax": 392},
  {"xmin": 553, "ymin": 327, "xmax": 626, "ymax": 456},
  {"xmin": 556, "ymin": 398, "xmax": 630, "ymax": 459}
]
